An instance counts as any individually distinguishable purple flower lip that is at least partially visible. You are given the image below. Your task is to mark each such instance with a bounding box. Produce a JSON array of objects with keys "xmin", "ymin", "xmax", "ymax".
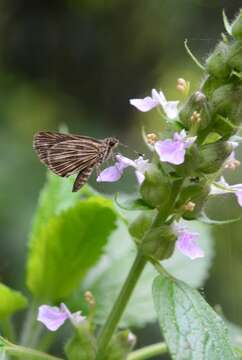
[
  {"xmin": 210, "ymin": 176, "xmax": 242, "ymax": 207},
  {"xmin": 37, "ymin": 303, "xmax": 85, "ymax": 331},
  {"xmin": 129, "ymin": 89, "xmax": 179, "ymax": 119},
  {"xmin": 173, "ymin": 221, "xmax": 204, "ymax": 260},
  {"xmin": 97, "ymin": 154, "xmax": 150, "ymax": 185},
  {"xmin": 154, "ymin": 130, "xmax": 197, "ymax": 165}
]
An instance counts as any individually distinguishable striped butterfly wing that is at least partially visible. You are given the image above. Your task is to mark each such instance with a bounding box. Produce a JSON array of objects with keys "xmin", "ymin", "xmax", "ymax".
[{"xmin": 33, "ymin": 131, "xmax": 101, "ymax": 191}]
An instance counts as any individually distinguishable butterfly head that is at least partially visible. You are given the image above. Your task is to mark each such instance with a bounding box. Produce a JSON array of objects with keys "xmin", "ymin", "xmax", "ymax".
[{"xmin": 106, "ymin": 137, "xmax": 119, "ymax": 149}]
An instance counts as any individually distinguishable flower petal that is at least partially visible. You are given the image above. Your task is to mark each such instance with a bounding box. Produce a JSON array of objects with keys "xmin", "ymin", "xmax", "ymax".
[
  {"xmin": 176, "ymin": 229, "xmax": 204, "ymax": 260},
  {"xmin": 116, "ymin": 154, "xmax": 136, "ymax": 168},
  {"xmin": 37, "ymin": 305, "xmax": 68, "ymax": 331},
  {"xmin": 163, "ymin": 101, "xmax": 179, "ymax": 119},
  {"xmin": 97, "ymin": 165, "xmax": 123, "ymax": 182},
  {"xmin": 151, "ymin": 89, "xmax": 166, "ymax": 104},
  {"xmin": 231, "ymin": 184, "xmax": 242, "ymax": 207},
  {"xmin": 155, "ymin": 139, "xmax": 185, "ymax": 165},
  {"xmin": 129, "ymin": 96, "xmax": 159, "ymax": 112},
  {"xmin": 135, "ymin": 170, "xmax": 145, "ymax": 184}
]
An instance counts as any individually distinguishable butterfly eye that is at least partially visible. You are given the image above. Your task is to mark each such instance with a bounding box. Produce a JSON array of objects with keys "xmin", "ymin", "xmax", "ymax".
[{"xmin": 109, "ymin": 138, "xmax": 119, "ymax": 147}]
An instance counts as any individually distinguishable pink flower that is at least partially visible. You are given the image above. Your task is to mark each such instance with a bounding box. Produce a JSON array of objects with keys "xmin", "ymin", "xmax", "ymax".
[
  {"xmin": 173, "ymin": 222, "xmax": 204, "ymax": 260},
  {"xmin": 97, "ymin": 154, "xmax": 150, "ymax": 184},
  {"xmin": 37, "ymin": 303, "xmax": 85, "ymax": 331},
  {"xmin": 210, "ymin": 177, "xmax": 242, "ymax": 207},
  {"xmin": 154, "ymin": 130, "xmax": 196, "ymax": 165},
  {"xmin": 129, "ymin": 89, "xmax": 179, "ymax": 119}
]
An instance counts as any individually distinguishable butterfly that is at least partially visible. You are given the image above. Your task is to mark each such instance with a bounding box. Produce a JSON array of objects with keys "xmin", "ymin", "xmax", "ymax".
[{"xmin": 33, "ymin": 131, "xmax": 119, "ymax": 192}]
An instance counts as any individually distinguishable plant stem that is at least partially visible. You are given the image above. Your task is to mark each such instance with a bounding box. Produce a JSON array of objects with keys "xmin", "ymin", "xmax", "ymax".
[
  {"xmin": 1, "ymin": 318, "xmax": 16, "ymax": 342},
  {"xmin": 4, "ymin": 344, "xmax": 63, "ymax": 360},
  {"xmin": 20, "ymin": 302, "xmax": 39, "ymax": 346},
  {"xmin": 96, "ymin": 251, "xmax": 147, "ymax": 359},
  {"xmin": 127, "ymin": 343, "xmax": 168, "ymax": 360},
  {"xmin": 1, "ymin": 336, "xmax": 62, "ymax": 360}
]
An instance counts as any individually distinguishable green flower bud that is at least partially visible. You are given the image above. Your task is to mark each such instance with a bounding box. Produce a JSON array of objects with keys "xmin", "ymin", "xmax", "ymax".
[
  {"xmin": 210, "ymin": 84, "xmax": 242, "ymax": 127},
  {"xmin": 106, "ymin": 330, "xmax": 136, "ymax": 360},
  {"xmin": 232, "ymin": 10, "xmax": 242, "ymax": 40},
  {"xmin": 206, "ymin": 42, "xmax": 231, "ymax": 78},
  {"xmin": 176, "ymin": 181, "xmax": 210, "ymax": 220},
  {"xmin": 202, "ymin": 76, "xmax": 227, "ymax": 98},
  {"xmin": 198, "ymin": 140, "xmax": 233, "ymax": 173},
  {"xmin": 140, "ymin": 225, "xmax": 176, "ymax": 261},
  {"xmin": 129, "ymin": 212, "xmax": 155, "ymax": 243},
  {"xmin": 179, "ymin": 92, "xmax": 210, "ymax": 130},
  {"xmin": 140, "ymin": 166, "xmax": 171, "ymax": 208},
  {"xmin": 227, "ymin": 41, "xmax": 242, "ymax": 72},
  {"xmin": 65, "ymin": 325, "xmax": 96, "ymax": 360}
]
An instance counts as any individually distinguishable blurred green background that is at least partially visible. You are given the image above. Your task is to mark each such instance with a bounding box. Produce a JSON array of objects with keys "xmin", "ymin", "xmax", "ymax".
[{"xmin": 0, "ymin": 0, "xmax": 242, "ymax": 354}]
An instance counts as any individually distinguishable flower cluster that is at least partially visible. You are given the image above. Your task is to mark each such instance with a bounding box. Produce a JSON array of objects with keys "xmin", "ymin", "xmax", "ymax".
[{"xmin": 97, "ymin": 86, "xmax": 242, "ymax": 261}]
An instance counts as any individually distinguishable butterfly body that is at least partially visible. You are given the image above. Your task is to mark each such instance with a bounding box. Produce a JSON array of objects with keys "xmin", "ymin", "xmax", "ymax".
[{"xmin": 33, "ymin": 131, "xmax": 119, "ymax": 192}]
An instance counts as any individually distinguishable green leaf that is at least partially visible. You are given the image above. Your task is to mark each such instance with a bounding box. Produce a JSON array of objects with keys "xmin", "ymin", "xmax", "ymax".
[
  {"xmin": 223, "ymin": 10, "xmax": 232, "ymax": 35},
  {"xmin": 0, "ymin": 284, "xmax": 27, "ymax": 319},
  {"xmin": 27, "ymin": 195, "xmax": 117, "ymax": 301},
  {"xmin": 199, "ymin": 211, "xmax": 241, "ymax": 225},
  {"xmin": 82, "ymin": 220, "xmax": 213, "ymax": 327},
  {"xmin": 30, "ymin": 172, "xmax": 95, "ymax": 242},
  {"xmin": 114, "ymin": 193, "xmax": 153, "ymax": 211},
  {"xmin": 153, "ymin": 275, "xmax": 236, "ymax": 360}
]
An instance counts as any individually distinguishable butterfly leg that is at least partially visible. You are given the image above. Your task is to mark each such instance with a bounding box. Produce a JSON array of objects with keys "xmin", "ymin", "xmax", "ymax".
[{"xmin": 95, "ymin": 165, "xmax": 101, "ymax": 177}]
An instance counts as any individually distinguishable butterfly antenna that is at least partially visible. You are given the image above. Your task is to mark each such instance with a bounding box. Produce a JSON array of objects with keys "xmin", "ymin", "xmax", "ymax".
[{"xmin": 119, "ymin": 142, "xmax": 144, "ymax": 158}]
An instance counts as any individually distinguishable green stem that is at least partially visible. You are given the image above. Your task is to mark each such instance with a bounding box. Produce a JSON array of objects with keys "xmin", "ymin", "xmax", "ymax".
[
  {"xmin": 20, "ymin": 302, "xmax": 39, "ymax": 346},
  {"xmin": 96, "ymin": 252, "xmax": 147, "ymax": 359},
  {"xmin": 127, "ymin": 343, "xmax": 168, "ymax": 360}
]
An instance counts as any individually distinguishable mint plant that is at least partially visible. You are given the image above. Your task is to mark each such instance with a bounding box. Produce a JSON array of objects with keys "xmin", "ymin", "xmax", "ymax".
[{"xmin": 0, "ymin": 10, "xmax": 242, "ymax": 360}]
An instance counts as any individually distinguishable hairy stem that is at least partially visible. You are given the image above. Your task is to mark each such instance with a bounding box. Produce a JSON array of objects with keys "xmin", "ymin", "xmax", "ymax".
[
  {"xmin": 96, "ymin": 251, "xmax": 147, "ymax": 359},
  {"xmin": 127, "ymin": 343, "xmax": 168, "ymax": 360}
]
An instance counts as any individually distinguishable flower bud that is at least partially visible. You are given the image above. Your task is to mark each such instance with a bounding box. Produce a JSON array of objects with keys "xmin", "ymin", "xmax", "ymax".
[
  {"xmin": 84, "ymin": 291, "xmax": 96, "ymax": 308},
  {"xmin": 231, "ymin": 10, "xmax": 242, "ymax": 40},
  {"xmin": 206, "ymin": 41, "xmax": 231, "ymax": 78},
  {"xmin": 147, "ymin": 133, "xmax": 158, "ymax": 145},
  {"xmin": 227, "ymin": 41, "xmax": 242, "ymax": 72},
  {"xmin": 191, "ymin": 110, "xmax": 201, "ymax": 124},
  {"xmin": 176, "ymin": 78, "xmax": 190, "ymax": 94},
  {"xmin": 224, "ymin": 158, "xmax": 240, "ymax": 170},
  {"xmin": 140, "ymin": 225, "xmax": 176, "ymax": 260},
  {"xmin": 198, "ymin": 140, "xmax": 233, "ymax": 174},
  {"xmin": 176, "ymin": 182, "xmax": 210, "ymax": 220},
  {"xmin": 129, "ymin": 212, "xmax": 154, "ymax": 243},
  {"xmin": 140, "ymin": 166, "xmax": 171, "ymax": 208},
  {"xmin": 179, "ymin": 92, "xmax": 209, "ymax": 130},
  {"xmin": 210, "ymin": 84, "xmax": 242, "ymax": 126},
  {"xmin": 106, "ymin": 330, "xmax": 136, "ymax": 359}
]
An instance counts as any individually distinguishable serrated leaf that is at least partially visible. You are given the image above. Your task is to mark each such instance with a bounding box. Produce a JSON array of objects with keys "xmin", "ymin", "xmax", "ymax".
[
  {"xmin": 153, "ymin": 275, "xmax": 236, "ymax": 360},
  {"xmin": 82, "ymin": 220, "xmax": 213, "ymax": 328},
  {"xmin": 27, "ymin": 196, "xmax": 117, "ymax": 301},
  {"xmin": 0, "ymin": 284, "xmax": 27, "ymax": 319}
]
